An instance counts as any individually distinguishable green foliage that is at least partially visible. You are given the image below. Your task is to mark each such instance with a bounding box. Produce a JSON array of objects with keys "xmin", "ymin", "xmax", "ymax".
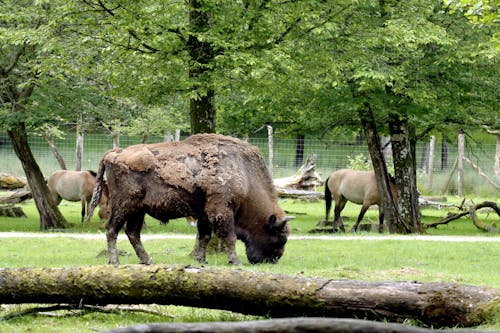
[{"xmin": 346, "ymin": 153, "xmax": 373, "ymax": 171}]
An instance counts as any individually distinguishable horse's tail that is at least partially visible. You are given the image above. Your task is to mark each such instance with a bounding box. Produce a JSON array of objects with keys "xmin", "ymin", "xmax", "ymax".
[
  {"xmin": 86, "ymin": 158, "xmax": 106, "ymax": 222},
  {"xmin": 324, "ymin": 176, "xmax": 332, "ymax": 221}
]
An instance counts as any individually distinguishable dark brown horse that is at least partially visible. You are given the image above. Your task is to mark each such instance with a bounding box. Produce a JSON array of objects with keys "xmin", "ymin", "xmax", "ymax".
[
  {"xmin": 324, "ymin": 169, "xmax": 397, "ymax": 233},
  {"xmin": 47, "ymin": 170, "xmax": 110, "ymax": 223}
]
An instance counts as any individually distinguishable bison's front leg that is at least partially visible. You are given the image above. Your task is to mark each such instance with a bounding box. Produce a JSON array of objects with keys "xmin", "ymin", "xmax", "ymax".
[{"xmin": 125, "ymin": 212, "xmax": 152, "ymax": 265}]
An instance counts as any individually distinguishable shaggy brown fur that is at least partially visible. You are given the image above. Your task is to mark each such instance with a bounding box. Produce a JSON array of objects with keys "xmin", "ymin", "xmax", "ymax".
[{"xmin": 88, "ymin": 134, "xmax": 293, "ymax": 265}]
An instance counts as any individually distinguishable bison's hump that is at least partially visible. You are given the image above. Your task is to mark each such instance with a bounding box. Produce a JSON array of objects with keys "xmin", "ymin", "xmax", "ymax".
[{"xmin": 106, "ymin": 145, "xmax": 156, "ymax": 172}]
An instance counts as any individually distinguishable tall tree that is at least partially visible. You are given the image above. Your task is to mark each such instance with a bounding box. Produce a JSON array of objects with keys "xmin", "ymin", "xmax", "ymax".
[{"xmin": 0, "ymin": 1, "xmax": 68, "ymax": 229}]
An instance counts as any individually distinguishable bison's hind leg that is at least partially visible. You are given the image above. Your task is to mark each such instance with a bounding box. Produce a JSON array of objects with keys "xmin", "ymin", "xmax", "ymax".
[
  {"xmin": 192, "ymin": 215, "xmax": 212, "ymax": 264},
  {"xmin": 210, "ymin": 209, "xmax": 241, "ymax": 265},
  {"xmin": 105, "ymin": 214, "xmax": 125, "ymax": 265},
  {"xmin": 124, "ymin": 212, "xmax": 151, "ymax": 265}
]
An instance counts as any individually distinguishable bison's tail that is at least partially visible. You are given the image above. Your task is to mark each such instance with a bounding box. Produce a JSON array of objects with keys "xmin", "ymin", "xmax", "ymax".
[
  {"xmin": 324, "ymin": 176, "xmax": 332, "ymax": 221},
  {"xmin": 86, "ymin": 158, "xmax": 106, "ymax": 223}
]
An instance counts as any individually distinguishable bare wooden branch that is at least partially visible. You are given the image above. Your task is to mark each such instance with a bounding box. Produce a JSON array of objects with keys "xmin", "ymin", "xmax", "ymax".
[
  {"xmin": 0, "ymin": 265, "xmax": 499, "ymax": 328},
  {"xmin": 2, "ymin": 304, "xmax": 170, "ymax": 320},
  {"xmin": 463, "ymin": 156, "xmax": 500, "ymax": 191},
  {"xmin": 425, "ymin": 201, "xmax": 499, "ymax": 232}
]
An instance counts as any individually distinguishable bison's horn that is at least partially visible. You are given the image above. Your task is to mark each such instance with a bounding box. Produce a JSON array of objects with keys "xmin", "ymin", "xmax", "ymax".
[
  {"xmin": 277, "ymin": 215, "xmax": 294, "ymax": 229},
  {"xmin": 268, "ymin": 215, "xmax": 294, "ymax": 231}
]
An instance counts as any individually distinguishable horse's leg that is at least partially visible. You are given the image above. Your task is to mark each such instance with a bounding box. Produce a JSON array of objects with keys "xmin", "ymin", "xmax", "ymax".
[
  {"xmin": 105, "ymin": 212, "xmax": 125, "ymax": 265},
  {"xmin": 80, "ymin": 196, "xmax": 86, "ymax": 224},
  {"xmin": 333, "ymin": 197, "xmax": 347, "ymax": 233},
  {"xmin": 124, "ymin": 211, "xmax": 151, "ymax": 265},
  {"xmin": 378, "ymin": 208, "xmax": 385, "ymax": 233},
  {"xmin": 350, "ymin": 204, "xmax": 370, "ymax": 232}
]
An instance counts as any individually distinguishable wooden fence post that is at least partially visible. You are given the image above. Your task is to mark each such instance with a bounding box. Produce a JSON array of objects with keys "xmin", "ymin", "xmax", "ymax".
[
  {"xmin": 267, "ymin": 125, "xmax": 274, "ymax": 177},
  {"xmin": 427, "ymin": 135, "xmax": 436, "ymax": 191},
  {"xmin": 457, "ymin": 131, "xmax": 465, "ymax": 196}
]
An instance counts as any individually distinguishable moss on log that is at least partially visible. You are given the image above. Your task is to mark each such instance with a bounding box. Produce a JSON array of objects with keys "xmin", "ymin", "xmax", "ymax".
[{"xmin": 0, "ymin": 265, "xmax": 499, "ymax": 328}]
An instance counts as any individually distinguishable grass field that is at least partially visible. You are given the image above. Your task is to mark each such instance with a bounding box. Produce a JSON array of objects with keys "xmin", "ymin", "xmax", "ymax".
[{"xmin": 1, "ymin": 196, "xmax": 499, "ymax": 332}]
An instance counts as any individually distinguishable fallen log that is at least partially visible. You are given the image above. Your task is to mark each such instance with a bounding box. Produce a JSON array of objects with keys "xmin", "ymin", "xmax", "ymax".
[
  {"xmin": 100, "ymin": 317, "xmax": 494, "ymax": 333},
  {"xmin": 0, "ymin": 265, "xmax": 498, "ymax": 328},
  {"xmin": 0, "ymin": 188, "xmax": 32, "ymax": 204},
  {"xmin": 275, "ymin": 187, "xmax": 323, "ymax": 200}
]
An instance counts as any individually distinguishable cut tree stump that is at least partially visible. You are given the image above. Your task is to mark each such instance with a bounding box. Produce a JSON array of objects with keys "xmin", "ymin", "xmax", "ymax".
[
  {"xmin": 274, "ymin": 154, "xmax": 323, "ymax": 191},
  {"xmin": 0, "ymin": 265, "xmax": 499, "ymax": 328}
]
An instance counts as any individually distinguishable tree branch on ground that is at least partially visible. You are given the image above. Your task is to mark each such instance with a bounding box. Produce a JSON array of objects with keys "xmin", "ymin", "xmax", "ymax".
[{"xmin": 425, "ymin": 201, "xmax": 499, "ymax": 232}]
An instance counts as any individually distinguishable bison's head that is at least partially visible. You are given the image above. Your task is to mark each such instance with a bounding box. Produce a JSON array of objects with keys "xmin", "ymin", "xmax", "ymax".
[{"xmin": 244, "ymin": 215, "xmax": 294, "ymax": 264}]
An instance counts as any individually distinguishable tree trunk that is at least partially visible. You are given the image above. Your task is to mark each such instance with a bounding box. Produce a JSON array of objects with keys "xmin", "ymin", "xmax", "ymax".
[
  {"xmin": 101, "ymin": 317, "xmax": 494, "ymax": 333},
  {"xmin": 188, "ymin": 0, "xmax": 216, "ymax": 134},
  {"xmin": 0, "ymin": 265, "xmax": 498, "ymax": 328},
  {"xmin": 388, "ymin": 114, "xmax": 423, "ymax": 233},
  {"xmin": 358, "ymin": 103, "xmax": 408, "ymax": 233},
  {"xmin": 7, "ymin": 125, "xmax": 68, "ymax": 230}
]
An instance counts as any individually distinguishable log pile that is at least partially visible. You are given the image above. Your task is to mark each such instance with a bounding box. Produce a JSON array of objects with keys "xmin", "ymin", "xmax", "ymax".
[{"xmin": 0, "ymin": 173, "xmax": 31, "ymax": 217}]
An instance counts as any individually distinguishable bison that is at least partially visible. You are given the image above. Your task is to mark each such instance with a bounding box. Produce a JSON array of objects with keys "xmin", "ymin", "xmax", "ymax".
[{"xmin": 88, "ymin": 133, "xmax": 293, "ymax": 265}]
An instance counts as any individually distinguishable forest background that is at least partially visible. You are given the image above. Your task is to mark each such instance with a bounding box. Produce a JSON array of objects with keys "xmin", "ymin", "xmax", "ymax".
[{"xmin": 0, "ymin": 0, "xmax": 498, "ymax": 231}]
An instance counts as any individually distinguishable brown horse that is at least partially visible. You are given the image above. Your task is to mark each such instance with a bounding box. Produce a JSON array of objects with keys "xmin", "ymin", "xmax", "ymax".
[
  {"xmin": 47, "ymin": 170, "xmax": 110, "ymax": 223},
  {"xmin": 324, "ymin": 169, "xmax": 397, "ymax": 233}
]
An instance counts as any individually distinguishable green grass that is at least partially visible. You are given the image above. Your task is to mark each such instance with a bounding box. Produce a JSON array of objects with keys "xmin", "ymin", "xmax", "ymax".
[
  {"xmin": 1, "ymin": 197, "xmax": 499, "ymax": 332},
  {"xmin": 2, "ymin": 195, "xmax": 499, "ymax": 236},
  {"xmin": 1, "ymin": 236, "xmax": 500, "ymax": 332}
]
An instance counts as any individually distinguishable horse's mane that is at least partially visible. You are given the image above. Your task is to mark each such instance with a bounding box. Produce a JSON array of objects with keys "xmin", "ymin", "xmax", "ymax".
[{"xmin": 87, "ymin": 170, "xmax": 97, "ymax": 177}]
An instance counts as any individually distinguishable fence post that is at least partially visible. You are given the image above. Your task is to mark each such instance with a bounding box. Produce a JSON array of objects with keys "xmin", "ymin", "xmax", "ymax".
[
  {"xmin": 427, "ymin": 135, "xmax": 436, "ymax": 191},
  {"xmin": 267, "ymin": 125, "xmax": 273, "ymax": 177},
  {"xmin": 457, "ymin": 131, "xmax": 465, "ymax": 196},
  {"xmin": 75, "ymin": 115, "xmax": 84, "ymax": 171}
]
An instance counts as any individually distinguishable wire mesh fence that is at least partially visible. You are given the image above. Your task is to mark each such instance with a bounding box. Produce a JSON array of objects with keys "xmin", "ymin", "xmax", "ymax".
[{"xmin": 0, "ymin": 131, "xmax": 498, "ymax": 196}]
